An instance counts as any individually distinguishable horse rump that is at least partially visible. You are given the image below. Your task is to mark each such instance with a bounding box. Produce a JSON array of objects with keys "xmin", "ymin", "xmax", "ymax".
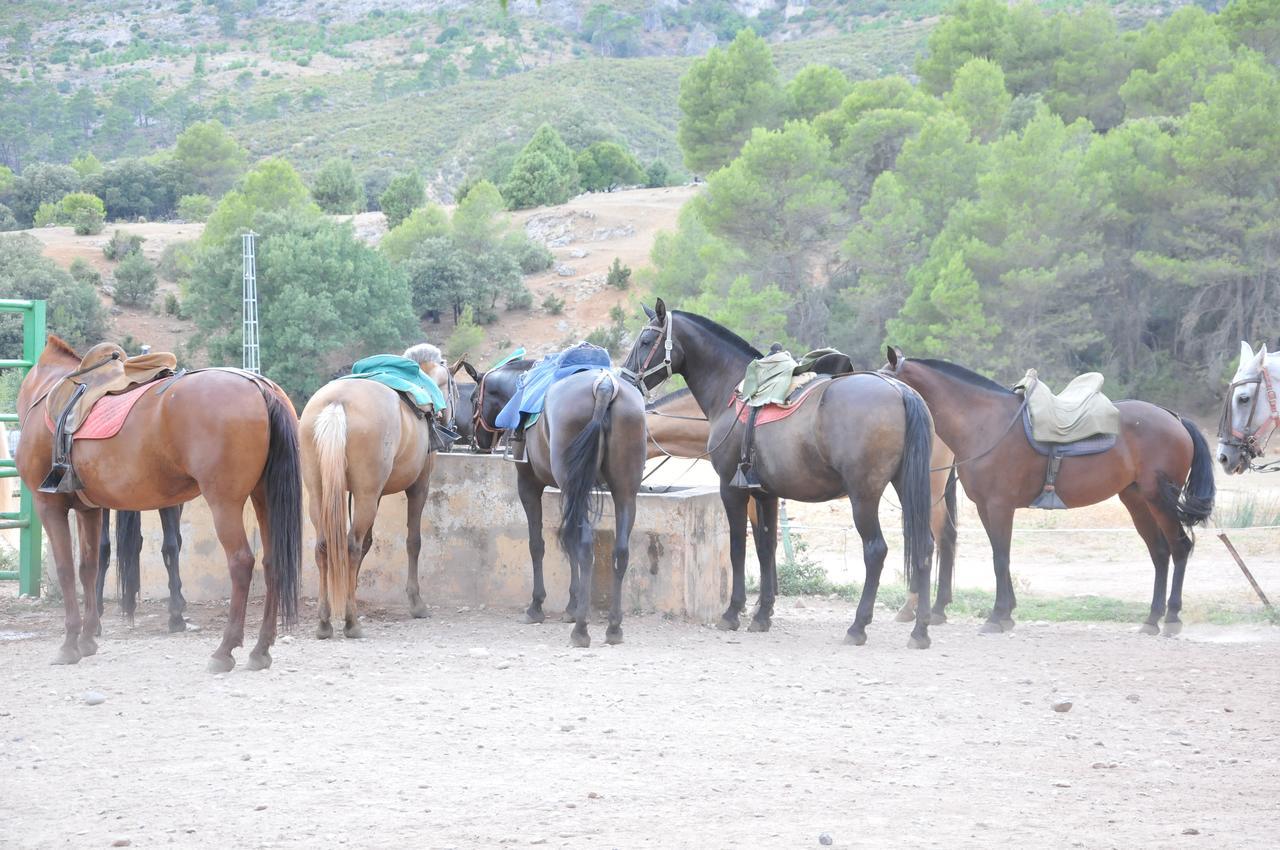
[
  {"xmin": 556, "ymin": 374, "xmax": 614, "ymax": 555},
  {"xmin": 1159, "ymin": 415, "xmax": 1216, "ymax": 540}
]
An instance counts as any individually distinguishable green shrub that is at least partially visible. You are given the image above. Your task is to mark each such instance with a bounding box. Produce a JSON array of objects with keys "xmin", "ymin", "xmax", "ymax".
[
  {"xmin": 606, "ymin": 257, "xmax": 631, "ymax": 289},
  {"xmin": 59, "ymin": 192, "xmax": 106, "ymax": 235},
  {"xmin": 446, "ymin": 306, "xmax": 484, "ymax": 359},
  {"xmin": 775, "ymin": 539, "xmax": 833, "ymax": 596},
  {"xmin": 311, "ymin": 158, "xmax": 364, "ymax": 214},
  {"xmin": 103, "ymin": 229, "xmax": 145, "ymax": 260},
  {"xmin": 542, "ymin": 292, "xmax": 565, "ymax": 314},
  {"xmin": 33, "ymin": 202, "xmax": 59, "ymax": 228},
  {"xmin": 68, "ymin": 257, "xmax": 102, "ymax": 287},
  {"xmin": 158, "ymin": 241, "xmax": 195, "ymax": 282},
  {"xmin": 379, "ymin": 171, "xmax": 425, "ymax": 229},
  {"xmin": 176, "ymin": 194, "xmax": 213, "ymax": 222},
  {"xmin": 505, "ymin": 284, "xmax": 533, "ymax": 310},
  {"xmin": 509, "ymin": 235, "xmax": 554, "ymax": 273},
  {"xmin": 112, "ymin": 251, "xmax": 158, "ymax": 307},
  {"xmin": 164, "ymin": 292, "xmax": 182, "ymax": 316},
  {"xmin": 645, "ymin": 160, "xmax": 670, "ymax": 188},
  {"xmin": 585, "ymin": 305, "xmax": 629, "ymax": 355}
]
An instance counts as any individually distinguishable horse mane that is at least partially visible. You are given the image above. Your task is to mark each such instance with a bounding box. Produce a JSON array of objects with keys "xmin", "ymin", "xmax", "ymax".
[
  {"xmin": 673, "ymin": 311, "xmax": 763, "ymax": 359},
  {"xmin": 44, "ymin": 334, "xmax": 81, "ymax": 364},
  {"xmin": 646, "ymin": 386, "xmax": 692, "ymax": 411},
  {"xmin": 914, "ymin": 358, "xmax": 1012, "ymax": 395}
]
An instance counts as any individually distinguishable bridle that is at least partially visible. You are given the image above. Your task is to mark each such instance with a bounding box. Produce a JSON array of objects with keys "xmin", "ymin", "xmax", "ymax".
[
  {"xmin": 1219, "ymin": 365, "xmax": 1280, "ymax": 470},
  {"xmin": 471, "ymin": 366, "xmax": 508, "ymax": 452},
  {"xmin": 620, "ymin": 311, "xmax": 673, "ymax": 396}
]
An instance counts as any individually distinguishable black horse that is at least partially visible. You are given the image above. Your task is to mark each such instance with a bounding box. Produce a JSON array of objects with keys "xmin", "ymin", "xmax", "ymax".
[
  {"xmin": 462, "ymin": 359, "xmax": 536, "ymax": 453},
  {"xmin": 95, "ymin": 506, "xmax": 187, "ymax": 632},
  {"xmin": 622, "ymin": 300, "xmax": 937, "ymax": 648}
]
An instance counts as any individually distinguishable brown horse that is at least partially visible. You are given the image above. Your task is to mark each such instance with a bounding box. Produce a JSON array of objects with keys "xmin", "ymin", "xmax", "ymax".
[
  {"xmin": 644, "ymin": 386, "xmax": 960, "ymax": 626},
  {"xmin": 299, "ymin": 344, "xmax": 453, "ymax": 639},
  {"xmin": 622, "ymin": 301, "xmax": 938, "ymax": 648},
  {"xmin": 884, "ymin": 349, "xmax": 1215, "ymax": 636},
  {"xmin": 515, "ymin": 368, "xmax": 647, "ymax": 646},
  {"xmin": 16, "ymin": 337, "xmax": 302, "ymax": 672}
]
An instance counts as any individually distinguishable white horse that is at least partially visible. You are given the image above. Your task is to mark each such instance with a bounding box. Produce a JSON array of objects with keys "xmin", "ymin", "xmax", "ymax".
[{"xmin": 1218, "ymin": 340, "xmax": 1280, "ymax": 474}]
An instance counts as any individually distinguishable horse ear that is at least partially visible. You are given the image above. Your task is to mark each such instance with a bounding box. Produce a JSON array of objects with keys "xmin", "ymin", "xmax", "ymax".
[
  {"xmin": 1240, "ymin": 340, "xmax": 1255, "ymax": 366},
  {"xmin": 643, "ymin": 304, "xmax": 656, "ymax": 320},
  {"xmin": 461, "ymin": 361, "xmax": 481, "ymax": 383},
  {"xmin": 654, "ymin": 298, "xmax": 667, "ymax": 321},
  {"xmin": 1252, "ymin": 344, "xmax": 1268, "ymax": 371},
  {"xmin": 886, "ymin": 346, "xmax": 899, "ymax": 368}
]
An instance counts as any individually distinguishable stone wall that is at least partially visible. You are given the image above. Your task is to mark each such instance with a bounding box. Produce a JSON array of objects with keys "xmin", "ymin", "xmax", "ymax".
[{"xmin": 118, "ymin": 453, "xmax": 731, "ymax": 623}]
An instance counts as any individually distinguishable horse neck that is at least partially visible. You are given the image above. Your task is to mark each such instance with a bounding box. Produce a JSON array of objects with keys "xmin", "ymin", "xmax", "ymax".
[
  {"xmin": 673, "ymin": 319, "xmax": 754, "ymax": 420},
  {"xmin": 903, "ymin": 364, "xmax": 1019, "ymax": 458}
]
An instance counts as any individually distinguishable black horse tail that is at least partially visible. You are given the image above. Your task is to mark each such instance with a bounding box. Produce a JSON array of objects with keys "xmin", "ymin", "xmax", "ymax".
[
  {"xmin": 1160, "ymin": 416, "xmax": 1215, "ymax": 541},
  {"xmin": 557, "ymin": 374, "xmax": 614, "ymax": 555},
  {"xmin": 939, "ymin": 465, "xmax": 959, "ymax": 570},
  {"xmin": 895, "ymin": 387, "xmax": 936, "ymax": 590},
  {"xmin": 115, "ymin": 509, "xmax": 143, "ymax": 620},
  {"xmin": 263, "ymin": 391, "xmax": 302, "ymax": 629}
]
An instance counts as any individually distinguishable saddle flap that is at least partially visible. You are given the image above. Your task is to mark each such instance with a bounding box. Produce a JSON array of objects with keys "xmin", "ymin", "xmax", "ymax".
[
  {"xmin": 1017, "ymin": 369, "xmax": 1120, "ymax": 443},
  {"xmin": 47, "ymin": 344, "xmax": 177, "ymax": 434}
]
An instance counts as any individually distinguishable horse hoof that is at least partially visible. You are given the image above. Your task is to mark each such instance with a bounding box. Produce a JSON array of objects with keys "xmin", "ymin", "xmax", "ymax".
[
  {"xmin": 570, "ymin": 631, "xmax": 591, "ymax": 649},
  {"xmin": 95, "ymin": 622, "xmax": 102, "ymax": 637},
  {"xmin": 560, "ymin": 611, "xmax": 576, "ymax": 624},
  {"xmin": 747, "ymin": 617, "xmax": 771, "ymax": 633},
  {"xmin": 907, "ymin": 634, "xmax": 931, "ymax": 650},
  {"xmin": 894, "ymin": 605, "xmax": 917, "ymax": 623},
  {"xmin": 246, "ymin": 651, "xmax": 272, "ymax": 671},
  {"xmin": 999, "ymin": 618, "xmax": 1015, "ymax": 632},
  {"xmin": 605, "ymin": 627, "xmax": 623, "ymax": 646},
  {"xmin": 844, "ymin": 630, "xmax": 867, "ymax": 646},
  {"xmin": 716, "ymin": 615, "xmax": 739, "ymax": 632},
  {"xmin": 978, "ymin": 621, "xmax": 1005, "ymax": 635},
  {"xmin": 409, "ymin": 605, "xmax": 431, "ymax": 620},
  {"xmin": 168, "ymin": 617, "xmax": 187, "ymax": 633},
  {"xmin": 52, "ymin": 645, "xmax": 82, "ymax": 665},
  {"xmin": 77, "ymin": 636, "xmax": 98, "ymax": 657},
  {"xmin": 1162, "ymin": 620, "xmax": 1183, "ymax": 637},
  {"xmin": 1137, "ymin": 622, "xmax": 1160, "ymax": 636},
  {"xmin": 315, "ymin": 622, "xmax": 334, "ymax": 640},
  {"xmin": 929, "ymin": 611, "xmax": 948, "ymax": 626},
  {"xmin": 344, "ymin": 624, "xmax": 365, "ymax": 639},
  {"xmin": 522, "ymin": 610, "xmax": 545, "ymax": 625},
  {"xmin": 207, "ymin": 654, "xmax": 235, "ymax": 674}
]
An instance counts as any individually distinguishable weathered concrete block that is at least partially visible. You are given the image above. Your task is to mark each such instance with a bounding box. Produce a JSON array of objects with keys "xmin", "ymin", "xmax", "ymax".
[{"xmin": 123, "ymin": 453, "xmax": 730, "ymax": 623}]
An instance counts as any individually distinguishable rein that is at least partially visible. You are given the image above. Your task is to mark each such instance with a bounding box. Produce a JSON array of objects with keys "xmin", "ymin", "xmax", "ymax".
[
  {"xmin": 931, "ymin": 394, "xmax": 1030, "ymax": 474},
  {"xmin": 1219, "ymin": 367, "xmax": 1280, "ymax": 472}
]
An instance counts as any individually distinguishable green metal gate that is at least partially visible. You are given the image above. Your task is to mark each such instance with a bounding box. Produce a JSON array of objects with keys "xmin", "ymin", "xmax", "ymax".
[{"xmin": 0, "ymin": 299, "xmax": 45, "ymax": 596}]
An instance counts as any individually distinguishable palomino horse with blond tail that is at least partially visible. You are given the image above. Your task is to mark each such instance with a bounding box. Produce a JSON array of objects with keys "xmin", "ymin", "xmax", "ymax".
[
  {"xmin": 299, "ymin": 344, "xmax": 454, "ymax": 639},
  {"xmin": 16, "ymin": 336, "xmax": 303, "ymax": 672}
]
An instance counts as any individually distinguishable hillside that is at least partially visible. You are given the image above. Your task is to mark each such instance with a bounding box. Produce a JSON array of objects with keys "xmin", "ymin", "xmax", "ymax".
[
  {"xmin": 24, "ymin": 185, "xmax": 699, "ymax": 363},
  {"xmin": 1, "ymin": 0, "xmax": 1185, "ymax": 195}
]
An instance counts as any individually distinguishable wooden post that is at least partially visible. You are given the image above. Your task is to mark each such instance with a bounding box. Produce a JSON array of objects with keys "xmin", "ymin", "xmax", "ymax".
[{"xmin": 1217, "ymin": 532, "xmax": 1275, "ymax": 615}]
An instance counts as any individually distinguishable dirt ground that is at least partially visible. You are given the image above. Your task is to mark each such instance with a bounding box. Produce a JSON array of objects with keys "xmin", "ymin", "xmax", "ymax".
[{"xmin": 1, "ymin": 596, "xmax": 1276, "ymax": 849}]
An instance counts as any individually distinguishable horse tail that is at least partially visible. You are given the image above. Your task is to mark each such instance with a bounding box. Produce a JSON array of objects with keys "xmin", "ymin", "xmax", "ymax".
[
  {"xmin": 557, "ymin": 374, "xmax": 614, "ymax": 555},
  {"xmin": 311, "ymin": 402, "xmax": 350, "ymax": 623},
  {"xmin": 939, "ymin": 465, "xmax": 959, "ymax": 571},
  {"xmin": 115, "ymin": 509, "xmax": 143, "ymax": 619},
  {"xmin": 1161, "ymin": 415, "xmax": 1215, "ymax": 541},
  {"xmin": 895, "ymin": 387, "xmax": 936, "ymax": 590},
  {"xmin": 263, "ymin": 391, "xmax": 303, "ymax": 629}
]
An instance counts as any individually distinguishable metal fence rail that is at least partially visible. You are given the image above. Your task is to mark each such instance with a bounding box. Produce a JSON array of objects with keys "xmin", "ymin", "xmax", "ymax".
[{"xmin": 0, "ymin": 299, "xmax": 45, "ymax": 595}]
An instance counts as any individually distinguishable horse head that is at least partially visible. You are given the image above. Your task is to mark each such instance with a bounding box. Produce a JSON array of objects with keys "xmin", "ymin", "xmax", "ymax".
[{"xmin": 1218, "ymin": 340, "xmax": 1279, "ymax": 474}]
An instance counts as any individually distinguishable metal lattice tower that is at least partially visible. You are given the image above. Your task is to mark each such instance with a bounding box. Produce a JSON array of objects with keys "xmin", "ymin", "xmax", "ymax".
[{"xmin": 241, "ymin": 231, "xmax": 260, "ymax": 374}]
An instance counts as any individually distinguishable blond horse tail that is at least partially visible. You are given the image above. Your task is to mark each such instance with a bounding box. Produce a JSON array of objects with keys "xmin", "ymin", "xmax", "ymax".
[{"xmin": 312, "ymin": 403, "xmax": 351, "ymax": 621}]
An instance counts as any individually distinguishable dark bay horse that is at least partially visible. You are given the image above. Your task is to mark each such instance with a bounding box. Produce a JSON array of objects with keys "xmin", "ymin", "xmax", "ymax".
[
  {"xmin": 463, "ymin": 358, "xmax": 536, "ymax": 453},
  {"xmin": 622, "ymin": 300, "xmax": 938, "ymax": 648},
  {"xmin": 96, "ymin": 505, "xmax": 186, "ymax": 632},
  {"xmin": 16, "ymin": 337, "xmax": 302, "ymax": 671},
  {"xmin": 885, "ymin": 349, "xmax": 1215, "ymax": 636},
  {"xmin": 515, "ymin": 369, "xmax": 647, "ymax": 646}
]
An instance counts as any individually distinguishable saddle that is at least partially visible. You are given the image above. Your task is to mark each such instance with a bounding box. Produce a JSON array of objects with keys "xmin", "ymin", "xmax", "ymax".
[
  {"xmin": 1013, "ymin": 369, "xmax": 1120, "ymax": 510},
  {"xmin": 40, "ymin": 343, "xmax": 178, "ymax": 494},
  {"xmin": 731, "ymin": 345, "xmax": 858, "ymax": 491}
]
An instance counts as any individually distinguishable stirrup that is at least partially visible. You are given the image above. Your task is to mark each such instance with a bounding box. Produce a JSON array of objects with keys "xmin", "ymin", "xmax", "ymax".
[
  {"xmin": 39, "ymin": 462, "xmax": 83, "ymax": 494},
  {"xmin": 730, "ymin": 462, "xmax": 763, "ymax": 491}
]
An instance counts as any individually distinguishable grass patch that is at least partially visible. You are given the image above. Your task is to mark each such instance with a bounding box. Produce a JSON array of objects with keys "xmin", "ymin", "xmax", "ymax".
[{"xmin": 1214, "ymin": 493, "xmax": 1280, "ymax": 528}]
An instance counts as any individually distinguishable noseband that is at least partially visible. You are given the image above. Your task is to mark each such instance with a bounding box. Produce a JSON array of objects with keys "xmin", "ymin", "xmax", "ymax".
[
  {"xmin": 1219, "ymin": 366, "xmax": 1280, "ymax": 467},
  {"xmin": 620, "ymin": 311, "xmax": 673, "ymax": 396}
]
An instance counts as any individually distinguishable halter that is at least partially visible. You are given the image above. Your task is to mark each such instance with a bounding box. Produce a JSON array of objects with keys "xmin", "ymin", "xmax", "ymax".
[
  {"xmin": 471, "ymin": 366, "xmax": 508, "ymax": 451},
  {"xmin": 620, "ymin": 310, "xmax": 673, "ymax": 396},
  {"xmin": 1219, "ymin": 365, "xmax": 1280, "ymax": 469}
]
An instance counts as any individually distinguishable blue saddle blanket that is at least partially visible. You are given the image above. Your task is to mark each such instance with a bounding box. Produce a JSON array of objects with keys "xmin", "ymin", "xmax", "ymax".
[
  {"xmin": 336, "ymin": 354, "xmax": 447, "ymax": 411},
  {"xmin": 495, "ymin": 343, "xmax": 611, "ymax": 431}
]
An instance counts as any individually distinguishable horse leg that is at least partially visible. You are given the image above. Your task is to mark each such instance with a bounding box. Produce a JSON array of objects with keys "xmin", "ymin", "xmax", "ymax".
[
  {"xmin": 976, "ymin": 502, "xmax": 1017, "ymax": 633},
  {"xmin": 95, "ymin": 509, "xmax": 110, "ymax": 627},
  {"xmin": 717, "ymin": 483, "xmax": 751, "ymax": 631},
  {"xmin": 748, "ymin": 495, "xmax": 779, "ymax": 633},
  {"xmin": 245, "ymin": 487, "xmax": 277, "ymax": 670},
  {"xmin": 342, "ymin": 495, "xmax": 379, "ymax": 639},
  {"xmin": 516, "ymin": 466, "xmax": 549, "ymax": 624},
  {"xmin": 569, "ymin": 524, "xmax": 592, "ymax": 648},
  {"xmin": 844, "ymin": 495, "xmax": 888, "ymax": 646},
  {"xmin": 314, "ymin": 538, "xmax": 333, "ymax": 639},
  {"xmin": 1119, "ymin": 487, "xmax": 1168, "ymax": 635},
  {"xmin": 606, "ymin": 494, "xmax": 636, "ymax": 646},
  {"xmin": 160, "ymin": 506, "xmax": 187, "ymax": 632},
  {"xmin": 37, "ymin": 501, "xmax": 83, "ymax": 665},
  {"xmin": 74, "ymin": 508, "xmax": 103, "ymax": 658},
  {"xmin": 207, "ymin": 497, "xmax": 255, "ymax": 673},
  {"xmin": 1147, "ymin": 503, "xmax": 1192, "ymax": 637},
  {"xmin": 404, "ymin": 474, "xmax": 431, "ymax": 619}
]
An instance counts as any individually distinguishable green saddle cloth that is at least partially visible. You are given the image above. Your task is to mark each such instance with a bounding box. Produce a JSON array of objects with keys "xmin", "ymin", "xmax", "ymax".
[{"xmin": 337, "ymin": 354, "xmax": 447, "ymax": 412}]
